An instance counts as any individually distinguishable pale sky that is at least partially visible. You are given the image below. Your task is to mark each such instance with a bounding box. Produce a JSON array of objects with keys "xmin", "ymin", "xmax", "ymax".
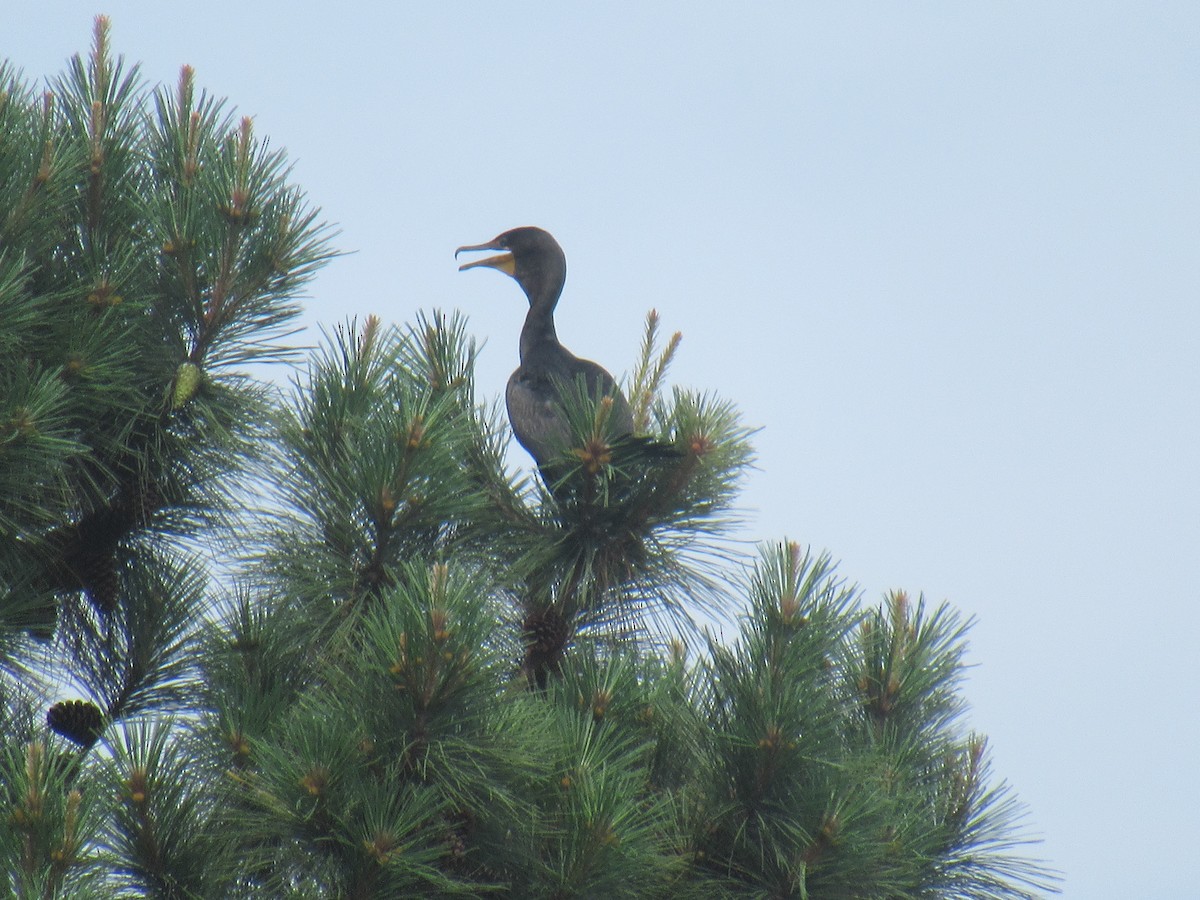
[{"xmin": 10, "ymin": 4, "xmax": 1200, "ymax": 896}]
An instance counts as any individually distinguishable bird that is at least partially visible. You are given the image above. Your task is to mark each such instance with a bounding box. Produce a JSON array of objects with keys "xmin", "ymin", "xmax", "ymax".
[{"xmin": 456, "ymin": 226, "xmax": 635, "ymax": 484}]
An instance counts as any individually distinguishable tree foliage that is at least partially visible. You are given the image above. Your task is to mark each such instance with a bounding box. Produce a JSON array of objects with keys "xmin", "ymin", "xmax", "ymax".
[{"xmin": 0, "ymin": 20, "xmax": 1057, "ymax": 899}]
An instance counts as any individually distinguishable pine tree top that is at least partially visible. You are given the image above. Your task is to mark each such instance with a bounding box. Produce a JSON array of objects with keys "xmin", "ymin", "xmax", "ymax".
[{"xmin": 0, "ymin": 20, "xmax": 1057, "ymax": 899}]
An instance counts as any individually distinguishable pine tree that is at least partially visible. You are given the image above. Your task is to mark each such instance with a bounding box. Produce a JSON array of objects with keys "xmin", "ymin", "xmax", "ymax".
[{"xmin": 0, "ymin": 21, "xmax": 1057, "ymax": 899}]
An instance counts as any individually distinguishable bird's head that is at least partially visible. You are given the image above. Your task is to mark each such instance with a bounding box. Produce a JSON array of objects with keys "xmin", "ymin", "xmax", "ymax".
[{"xmin": 456, "ymin": 226, "xmax": 566, "ymax": 307}]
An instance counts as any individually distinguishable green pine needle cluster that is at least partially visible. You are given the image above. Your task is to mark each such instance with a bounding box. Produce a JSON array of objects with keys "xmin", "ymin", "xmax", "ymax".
[{"xmin": 0, "ymin": 20, "xmax": 1058, "ymax": 899}]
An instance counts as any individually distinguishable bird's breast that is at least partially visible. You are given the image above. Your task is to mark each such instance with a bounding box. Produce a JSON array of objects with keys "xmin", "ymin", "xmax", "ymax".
[{"xmin": 506, "ymin": 368, "xmax": 571, "ymax": 466}]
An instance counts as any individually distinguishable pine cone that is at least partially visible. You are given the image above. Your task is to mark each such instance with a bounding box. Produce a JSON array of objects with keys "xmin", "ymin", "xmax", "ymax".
[
  {"xmin": 47, "ymin": 699, "xmax": 105, "ymax": 747},
  {"xmin": 125, "ymin": 475, "xmax": 165, "ymax": 525},
  {"xmin": 523, "ymin": 606, "xmax": 571, "ymax": 689},
  {"xmin": 78, "ymin": 548, "xmax": 119, "ymax": 613},
  {"xmin": 171, "ymin": 361, "xmax": 202, "ymax": 408},
  {"xmin": 41, "ymin": 492, "xmax": 136, "ymax": 596}
]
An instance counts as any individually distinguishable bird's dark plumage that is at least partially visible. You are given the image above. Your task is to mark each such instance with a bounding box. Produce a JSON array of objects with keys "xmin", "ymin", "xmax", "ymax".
[{"xmin": 456, "ymin": 227, "xmax": 634, "ymax": 476}]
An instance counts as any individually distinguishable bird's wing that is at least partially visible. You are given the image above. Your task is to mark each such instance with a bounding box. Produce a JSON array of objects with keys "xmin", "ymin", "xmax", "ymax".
[
  {"xmin": 506, "ymin": 358, "xmax": 637, "ymax": 468},
  {"xmin": 572, "ymin": 358, "xmax": 634, "ymax": 436}
]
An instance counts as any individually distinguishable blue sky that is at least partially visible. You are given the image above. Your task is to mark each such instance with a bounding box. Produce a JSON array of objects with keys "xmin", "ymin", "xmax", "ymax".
[{"xmin": 10, "ymin": 4, "xmax": 1200, "ymax": 896}]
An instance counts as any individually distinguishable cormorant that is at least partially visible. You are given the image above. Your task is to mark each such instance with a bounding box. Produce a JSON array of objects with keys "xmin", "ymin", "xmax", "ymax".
[{"xmin": 456, "ymin": 227, "xmax": 634, "ymax": 478}]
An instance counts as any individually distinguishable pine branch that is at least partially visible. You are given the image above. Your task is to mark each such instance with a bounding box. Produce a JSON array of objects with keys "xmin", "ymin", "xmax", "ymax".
[{"xmin": 628, "ymin": 308, "xmax": 682, "ymax": 434}]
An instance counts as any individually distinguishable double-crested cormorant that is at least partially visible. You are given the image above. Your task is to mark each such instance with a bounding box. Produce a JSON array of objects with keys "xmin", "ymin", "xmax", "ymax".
[{"xmin": 456, "ymin": 227, "xmax": 634, "ymax": 474}]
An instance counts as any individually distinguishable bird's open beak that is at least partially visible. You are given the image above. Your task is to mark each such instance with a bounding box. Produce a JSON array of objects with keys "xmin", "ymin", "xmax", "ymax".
[{"xmin": 455, "ymin": 240, "xmax": 516, "ymax": 276}]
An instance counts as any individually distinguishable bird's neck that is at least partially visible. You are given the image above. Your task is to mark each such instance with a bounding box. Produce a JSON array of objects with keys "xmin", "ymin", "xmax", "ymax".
[
  {"xmin": 517, "ymin": 264, "xmax": 566, "ymax": 362},
  {"xmin": 520, "ymin": 307, "xmax": 560, "ymax": 361}
]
